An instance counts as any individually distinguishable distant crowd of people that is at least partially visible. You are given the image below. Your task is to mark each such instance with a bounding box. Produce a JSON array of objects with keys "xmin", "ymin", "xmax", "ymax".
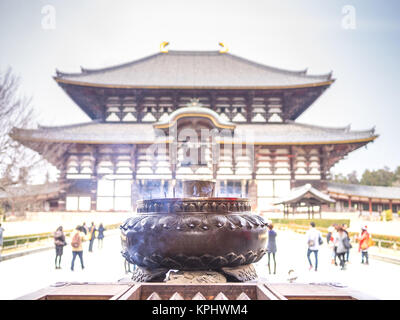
[
  {"xmin": 264, "ymin": 220, "xmax": 373, "ymax": 275},
  {"xmin": 306, "ymin": 221, "xmax": 372, "ymax": 272},
  {"xmin": 53, "ymin": 222, "xmax": 106, "ymax": 270}
]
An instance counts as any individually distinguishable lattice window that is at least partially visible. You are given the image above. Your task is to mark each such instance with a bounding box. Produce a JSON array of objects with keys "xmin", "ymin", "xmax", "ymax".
[
  {"xmin": 218, "ymin": 180, "xmax": 243, "ymax": 197},
  {"xmin": 66, "ymin": 196, "xmax": 91, "ymax": 211},
  {"xmin": 97, "ymin": 179, "xmax": 132, "ymax": 211}
]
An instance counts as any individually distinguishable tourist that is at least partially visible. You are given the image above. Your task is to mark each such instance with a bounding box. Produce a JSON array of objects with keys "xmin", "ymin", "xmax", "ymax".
[
  {"xmin": 328, "ymin": 226, "xmax": 336, "ymax": 264},
  {"xmin": 53, "ymin": 226, "xmax": 66, "ymax": 269},
  {"xmin": 266, "ymin": 223, "xmax": 277, "ymax": 274},
  {"xmin": 342, "ymin": 224, "xmax": 351, "ymax": 262},
  {"xmin": 0, "ymin": 223, "xmax": 4, "ymax": 262},
  {"xmin": 331, "ymin": 224, "xmax": 339, "ymax": 265},
  {"xmin": 70, "ymin": 226, "xmax": 85, "ymax": 271},
  {"xmin": 358, "ymin": 226, "xmax": 371, "ymax": 265},
  {"xmin": 306, "ymin": 222, "xmax": 322, "ymax": 271},
  {"xmin": 88, "ymin": 222, "xmax": 96, "ymax": 252},
  {"xmin": 97, "ymin": 223, "xmax": 105, "ymax": 249},
  {"xmin": 82, "ymin": 222, "xmax": 88, "ymax": 235},
  {"xmin": 335, "ymin": 225, "xmax": 348, "ymax": 270},
  {"xmin": 327, "ymin": 225, "xmax": 334, "ymax": 244}
]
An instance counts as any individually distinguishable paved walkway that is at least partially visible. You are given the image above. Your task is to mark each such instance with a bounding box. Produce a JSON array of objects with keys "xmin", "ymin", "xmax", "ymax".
[
  {"xmin": 254, "ymin": 229, "xmax": 400, "ymax": 300},
  {"xmin": 1, "ymin": 229, "xmax": 399, "ymax": 300},
  {"xmin": 0, "ymin": 231, "xmax": 126, "ymax": 300}
]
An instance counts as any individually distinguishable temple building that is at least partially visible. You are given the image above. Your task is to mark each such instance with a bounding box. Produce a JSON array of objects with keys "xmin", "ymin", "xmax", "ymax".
[
  {"xmin": 11, "ymin": 47, "xmax": 378, "ymax": 212},
  {"xmin": 327, "ymin": 182, "xmax": 400, "ymax": 214}
]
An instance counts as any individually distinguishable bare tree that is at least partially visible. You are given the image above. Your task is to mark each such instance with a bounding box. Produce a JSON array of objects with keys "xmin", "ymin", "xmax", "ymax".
[{"xmin": 0, "ymin": 67, "xmax": 49, "ymax": 216}]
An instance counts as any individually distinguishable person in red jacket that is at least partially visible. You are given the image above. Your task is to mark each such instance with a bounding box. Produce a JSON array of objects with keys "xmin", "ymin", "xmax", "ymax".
[{"xmin": 358, "ymin": 226, "xmax": 370, "ymax": 265}]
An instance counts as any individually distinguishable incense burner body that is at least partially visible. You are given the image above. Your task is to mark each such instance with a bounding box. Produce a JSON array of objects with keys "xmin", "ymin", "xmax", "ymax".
[{"xmin": 120, "ymin": 197, "xmax": 268, "ymax": 271}]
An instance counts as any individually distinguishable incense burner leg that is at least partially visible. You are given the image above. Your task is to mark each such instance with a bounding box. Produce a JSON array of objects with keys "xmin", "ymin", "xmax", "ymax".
[
  {"xmin": 131, "ymin": 266, "xmax": 169, "ymax": 282},
  {"xmin": 220, "ymin": 264, "xmax": 258, "ymax": 282}
]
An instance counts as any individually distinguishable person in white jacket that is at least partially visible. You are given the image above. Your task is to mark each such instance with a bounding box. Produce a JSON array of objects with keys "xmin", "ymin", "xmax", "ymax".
[{"xmin": 306, "ymin": 222, "xmax": 322, "ymax": 271}]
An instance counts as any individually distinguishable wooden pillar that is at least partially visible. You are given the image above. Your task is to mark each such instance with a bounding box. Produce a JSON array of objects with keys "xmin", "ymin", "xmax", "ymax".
[
  {"xmin": 241, "ymin": 179, "xmax": 246, "ymax": 198},
  {"xmin": 170, "ymin": 146, "xmax": 177, "ymax": 197},
  {"xmin": 369, "ymin": 198, "xmax": 372, "ymax": 214},
  {"xmin": 246, "ymin": 91, "xmax": 254, "ymax": 123},
  {"xmin": 289, "ymin": 146, "xmax": 295, "ymax": 189},
  {"xmin": 319, "ymin": 146, "xmax": 328, "ymax": 184},
  {"xmin": 58, "ymin": 161, "xmax": 67, "ymax": 211},
  {"xmin": 389, "ymin": 200, "xmax": 393, "ymax": 212},
  {"xmin": 131, "ymin": 145, "xmax": 139, "ymax": 210},
  {"xmin": 249, "ymin": 179, "xmax": 258, "ymax": 212},
  {"xmin": 348, "ymin": 196, "xmax": 352, "ymax": 212},
  {"xmin": 160, "ymin": 179, "xmax": 165, "ymax": 197},
  {"xmin": 135, "ymin": 90, "xmax": 144, "ymax": 122},
  {"xmin": 90, "ymin": 147, "xmax": 99, "ymax": 211},
  {"xmin": 249, "ymin": 145, "xmax": 258, "ymax": 211}
]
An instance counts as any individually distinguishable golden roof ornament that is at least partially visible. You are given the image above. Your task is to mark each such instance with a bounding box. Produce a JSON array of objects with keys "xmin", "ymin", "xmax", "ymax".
[
  {"xmin": 218, "ymin": 42, "xmax": 228, "ymax": 53},
  {"xmin": 160, "ymin": 41, "xmax": 169, "ymax": 53}
]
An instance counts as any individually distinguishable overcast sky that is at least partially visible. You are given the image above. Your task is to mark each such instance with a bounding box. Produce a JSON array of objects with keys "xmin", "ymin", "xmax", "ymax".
[{"xmin": 0, "ymin": 0, "xmax": 399, "ymax": 178}]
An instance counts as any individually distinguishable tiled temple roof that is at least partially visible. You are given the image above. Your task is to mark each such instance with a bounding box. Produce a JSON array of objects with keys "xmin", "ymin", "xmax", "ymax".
[
  {"xmin": 0, "ymin": 182, "xmax": 66, "ymax": 200},
  {"xmin": 275, "ymin": 183, "xmax": 336, "ymax": 205},
  {"xmin": 10, "ymin": 121, "xmax": 376, "ymax": 145},
  {"xmin": 54, "ymin": 50, "xmax": 333, "ymax": 89},
  {"xmin": 327, "ymin": 182, "xmax": 400, "ymax": 200},
  {"xmin": 233, "ymin": 122, "xmax": 376, "ymax": 144}
]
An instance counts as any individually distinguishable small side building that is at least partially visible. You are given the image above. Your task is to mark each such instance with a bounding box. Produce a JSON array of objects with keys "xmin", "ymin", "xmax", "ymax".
[
  {"xmin": 0, "ymin": 182, "xmax": 67, "ymax": 214},
  {"xmin": 275, "ymin": 183, "xmax": 335, "ymax": 219}
]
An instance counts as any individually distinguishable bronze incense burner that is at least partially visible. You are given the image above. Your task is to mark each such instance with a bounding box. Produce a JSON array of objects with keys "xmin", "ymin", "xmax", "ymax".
[{"xmin": 120, "ymin": 180, "xmax": 268, "ymax": 280}]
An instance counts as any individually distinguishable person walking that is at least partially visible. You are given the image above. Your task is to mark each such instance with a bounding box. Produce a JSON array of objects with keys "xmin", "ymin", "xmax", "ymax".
[
  {"xmin": 53, "ymin": 226, "xmax": 66, "ymax": 269},
  {"xmin": 335, "ymin": 225, "xmax": 349, "ymax": 270},
  {"xmin": 266, "ymin": 223, "xmax": 277, "ymax": 274},
  {"xmin": 88, "ymin": 222, "xmax": 96, "ymax": 252},
  {"xmin": 97, "ymin": 223, "xmax": 105, "ymax": 249},
  {"xmin": 332, "ymin": 224, "xmax": 339, "ymax": 265},
  {"xmin": 342, "ymin": 224, "xmax": 351, "ymax": 262},
  {"xmin": 82, "ymin": 222, "xmax": 88, "ymax": 235},
  {"xmin": 306, "ymin": 222, "xmax": 322, "ymax": 271},
  {"xmin": 0, "ymin": 223, "xmax": 4, "ymax": 262},
  {"xmin": 71, "ymin": 226, "xmax": 85, "ymax": 271},
  {"xmin": 358, "ymin": 226, "xmax": 371, "ymax": 265},
  {"xmin": 326, "ymin": 225, "xmax": 334, "ymax": 244}
]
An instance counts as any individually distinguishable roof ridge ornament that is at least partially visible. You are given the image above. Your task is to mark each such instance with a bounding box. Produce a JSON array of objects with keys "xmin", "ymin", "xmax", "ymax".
[
  {"xmin": 160, "ymin": 41, "xmax": 169, "ymax": 53},
  {"xmin": 219, "ymin": 42, "xmax": 228, "ymax": 53},
  {"xmin": 187, "ymin": 98, "xmax": 202, "ymax": 108}
]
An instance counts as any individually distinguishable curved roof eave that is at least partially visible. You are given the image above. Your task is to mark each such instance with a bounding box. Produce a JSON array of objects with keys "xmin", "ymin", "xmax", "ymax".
[
  {"xmin": 53, "ymin": 50, "xmax": 334, "ymax": 89},
  {"xmin": 53, "ymin": 77, "xmax": 335, "ymax": 90}
]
